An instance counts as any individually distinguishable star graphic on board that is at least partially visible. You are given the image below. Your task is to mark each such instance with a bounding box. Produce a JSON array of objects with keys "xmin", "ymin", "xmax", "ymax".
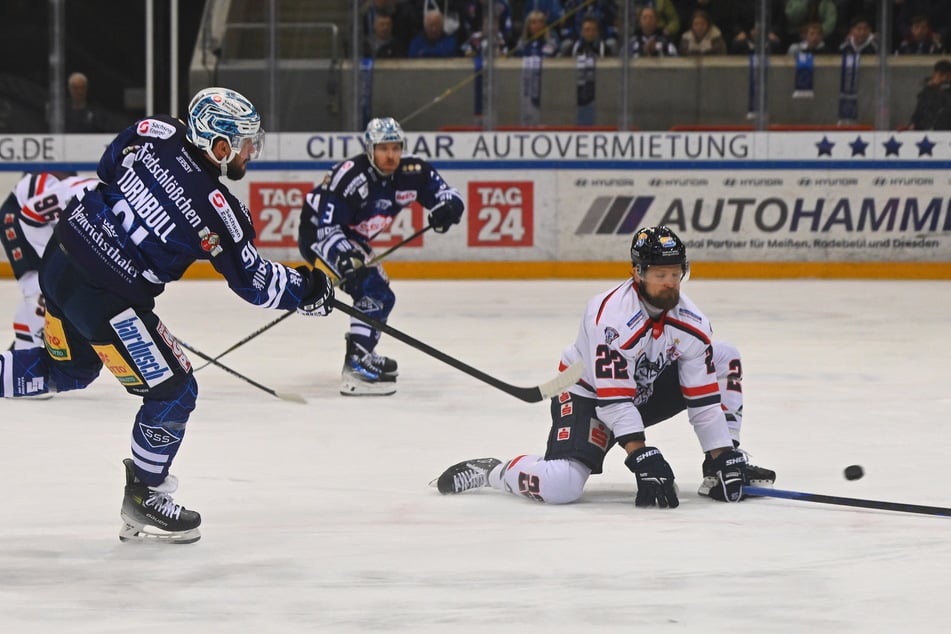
[
  {"xmin": 916, "ymin": 136, "xmax": 936, "ymax": 156},
  {"xmin": 816, "ymin": 136, "xmax": 834, "ymax": 156},
  {"xmin": 883, "ymin": 136, "xmax": 902, "ymax": 156},
  {"xmin": 848, "ymin": 136, "xmax": 868, "ymax": 156}
]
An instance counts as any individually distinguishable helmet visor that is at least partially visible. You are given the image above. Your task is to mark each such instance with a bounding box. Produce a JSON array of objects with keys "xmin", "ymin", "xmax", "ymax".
[{"xmin": 236, "ymin": 129, "xmax": 265, "ymax": 159}]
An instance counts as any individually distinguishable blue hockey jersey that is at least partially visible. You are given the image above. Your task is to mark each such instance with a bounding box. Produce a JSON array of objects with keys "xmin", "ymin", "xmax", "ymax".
[{"xmin": 56, "ymin": 115, "xmax": 308, "ymax": 308}]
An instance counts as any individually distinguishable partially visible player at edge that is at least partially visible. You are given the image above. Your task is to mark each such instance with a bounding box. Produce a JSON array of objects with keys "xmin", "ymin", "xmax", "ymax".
[
  {"xmin": 433, "ymin": 226, "xmax": 775, "ymax": 507},
  {"xmin": 0, "ymin": 87, "xmax": 335, "ymax": 544},
  {"xmin": 298, "ymin": 116, "xmax": 464, "ymax": 397},
  {"xmin": 1, "ymin": 171, "xmax": 99, "ymax": 350}
]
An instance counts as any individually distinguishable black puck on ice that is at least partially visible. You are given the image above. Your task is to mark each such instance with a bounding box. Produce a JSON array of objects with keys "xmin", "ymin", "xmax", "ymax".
[{"xmin": 844, "ymin": 465, "xmax": 864, "ymax": 481}]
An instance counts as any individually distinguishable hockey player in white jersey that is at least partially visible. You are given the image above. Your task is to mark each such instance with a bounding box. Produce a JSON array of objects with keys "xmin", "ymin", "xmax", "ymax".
[
  {"xmin": 433, "ymin": 226, "xmax": 775, "ymax": 507},
  {"xmin": 1, "ymin": 171, "xmax": 99, "ymax": 349}
]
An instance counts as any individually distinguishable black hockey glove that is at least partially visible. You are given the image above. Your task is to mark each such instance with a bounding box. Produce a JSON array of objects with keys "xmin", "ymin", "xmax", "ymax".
[
  {"xmin": 295, "ymin": 266, "xmax": 334, "ymax": 317},
  {"xmin": 707, "ymin": 449, "xmax": 748, "ymax": 503},
  {"xmin": 625, "ymin": 446, "xmax": 679, "ymax": 509},
  {"xmin": 428, "ymin": 198, "xmax": 464, "ymax": 234},
  {"xmin": 334, "ymin": 250, "xmax": 370, "ymax": 293}
]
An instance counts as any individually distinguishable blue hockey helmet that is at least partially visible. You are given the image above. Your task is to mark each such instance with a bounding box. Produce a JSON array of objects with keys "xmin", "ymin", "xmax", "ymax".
[
  {"xmin": 631, "ymin": 226, "xmax": 689, "ymax": 277},
  {"xmin": 364, "ymin": 117, "xmax": 405, "ymax": 172},
  {"xmin": 186, "ymin": 87, "xmax": 265, "ymax": 164}
]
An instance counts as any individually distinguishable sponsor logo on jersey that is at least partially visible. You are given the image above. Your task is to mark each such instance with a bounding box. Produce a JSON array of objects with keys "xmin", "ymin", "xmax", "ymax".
[
  {"xmin": 588, "ymin": 420, "xmax": 609, "ymax": 450},
  {"xmin": 5, "ymin": 227, "xmax": 15, "ymax": 240},
  {"xmin": 677, "ymin": 307, "xmax": 702, "ymax": 324},
  {"xmin": 12, "ymin": 247, "xmax": 22, "ymax": 261},
  {"xmin": 109, "ymin": 308, "xmax": 173, "ymax": 387},
  {"xmin": 343, "ymin": 173, "xmax": 367, "ymax": 198},
  {"xmin": 556, "ymin": 426, "xmax": 571, "ymax": 441},
  {"xmin": 198, "ymin": 227, "xmax": 222, "ymax": 256},
  {"xmin": 395, "ymin": 190, "xmax": 417, "ymax": 205},
  {"xmin": 560, "ymin": 402, "xmax": 573, "ymax": 417},
  {"xmin": 626, "ymin": 310, "xmax": 644, "ymax": 328},
  {"xmin": 91, "ymin": 343, "xmax": 143, "ymax": 386},
  {"xmin": 137, "ymin": 422, "xmax": 181, "ymax": 449},
  {"xmin": 155, "ymin": 321, "xmax": 191, "ymax": 372},
  {"xmin": 43, "ymin": 314, "xmax": 71, "ymax": 361},
  {"xmin": 136, "ymin": 118, "xmax": 177, "ymax": 139},
  {"xmin": 209, "ymin": 189, "xmax": 243, "ymax": 242},
  {"xmin": 558, "ymin": 391, "xmax": 570, "ymax": 403},
  {"xmin": 330, "ymin": 161, "xmax": 354, "ymax": 191}
]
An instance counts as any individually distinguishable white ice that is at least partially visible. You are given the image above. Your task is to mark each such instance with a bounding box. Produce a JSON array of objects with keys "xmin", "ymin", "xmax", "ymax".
[{"xmin": 2, "ymin": 277, "xmax": 950, "ymax": 633}]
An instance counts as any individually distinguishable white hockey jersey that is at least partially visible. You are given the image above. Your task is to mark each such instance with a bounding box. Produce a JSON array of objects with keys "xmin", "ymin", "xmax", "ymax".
[
  {"xmin": 13, "ymin": 172, "xmax": 99, "ymax": 258},
  {"xmin": 560, "ymin": 278, "xmax": 734, "ymax": 452}
]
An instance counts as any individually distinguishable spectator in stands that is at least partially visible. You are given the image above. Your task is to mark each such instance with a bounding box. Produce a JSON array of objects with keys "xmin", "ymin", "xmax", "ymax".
[
  {"xmin": 893, "ymin": 1, "xmax": 949, "ymax": 51},
  {"xmin": 409, "ymin": 10, "xmax": 461, "ymax": 57},
  {"xmin": 459, "ymin": 0, "xmax": 515, "ymax": 57},
  {"xmin": 364, "ymin": 11, "xmax": 407, "ymax": 58},
  {"xmin": 514, "ymin": 9, "xmax": 559, "ymax": 56},
  {"xmin": 363, "ymin": 0, "xmax": 415, "ymax": 51},
  {"xmin": 632, "ymin": 1, "xmax": 680, "ymax": 39},
  {"xmin": 909, "ymin": 58, "xmax": 951, "ymax": 130},
  {"xmin": 521, "ymin": 0, "xmax": 564, "ymax": 27},
  {"xmin": 730, "ymin": 24, "xmax": 783, "ymax": 55},
  {"xmin": 679, "ymin": 9, "xmax": 728, "ymax": 56},
  {"xmin": 787, "ymin": 20, "xmax": 832, "ymax": 55},
  {"xmin": 895, "ymin": 15, "xmax": 945, "ymax": 55},
  {"xmin": 629, "ymin": 6, "xmax": 678, "ymax": 58},
  {"xmin": 785, "ymin": 0, "xmax": 837, "ymax": 49},
  {"xmin": 559, "ymin": 1, "xmax": 618, "ymax": 57},
  {"xmin": 839, "ymin": 15, "xmax": 878, "ymax": 55},
  {"xmin": 64, "ymin": 72, "xmax": 107, "ymax": 133},
  {"xmin": 570, "ymin": 14, "xmax": 611, "ymax": 57}
]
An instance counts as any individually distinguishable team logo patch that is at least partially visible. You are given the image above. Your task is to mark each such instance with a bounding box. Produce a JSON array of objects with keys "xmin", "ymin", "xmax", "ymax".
[
  {"xmin": 109, "ymin": 308, "xmax": 173, "ymax": 387},
  {"xmin": 560, "ymin": 403, "xmax": 573, "ymax": 417},
  {"xmin": 198, "ymin": 227, "xmax": 222, "ymax": 256},
  {"xmin": 588, "ymin": 419, "xmax": 609, "ymax": 450},
  {"xmin": 604, "ymin": 327, "xmax": 619, "ymax": 345},
  {"xmin": 209, "ymin": 189, "xmax": 243, "ymax": 242},
  {"xmin": 91, "ymin": 343, "xmax": 143, "ymax": 386},
  {"xmin": 556, "ymin": 427, "xmax": 571, "ymax": 441},
  {"xmin": 138, "ymin": 423, "xmax": 181, "ymax": 449},
  {"xmin": 43, "ymin": 314, "xmax": 71, "ymax": 361}
]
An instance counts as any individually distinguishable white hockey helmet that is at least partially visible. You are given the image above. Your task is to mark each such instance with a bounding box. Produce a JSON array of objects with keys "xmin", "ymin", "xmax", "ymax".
[
  {"xmin": 364, "ymin": 117, "xmax": 405, "ymax": 172},
  {"xmin": 186, "ymin": 87, "xmax": 265, "ymax": 164}
]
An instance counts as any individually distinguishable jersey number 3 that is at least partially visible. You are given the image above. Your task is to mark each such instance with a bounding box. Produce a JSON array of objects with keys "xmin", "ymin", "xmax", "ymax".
[{"xmin": 595, "ymin": 344, "xmax": 629, "ymax": 379}]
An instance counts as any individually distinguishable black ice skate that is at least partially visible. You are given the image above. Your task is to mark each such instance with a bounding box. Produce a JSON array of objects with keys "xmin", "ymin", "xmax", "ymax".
[
  {"xmin": 698, "ymin": 451, "xmax": 776, "ymax": 498},
  {"xmin": 340, "ymin": 333, "xmax": 397, "ymax": 396},
  {"xmin": 119, "ymin": 458, "xmax": 201, "ymax": 544},
  {"xmin": 431, "ymin": 458, "xmax": 502, "ymax": 494}
]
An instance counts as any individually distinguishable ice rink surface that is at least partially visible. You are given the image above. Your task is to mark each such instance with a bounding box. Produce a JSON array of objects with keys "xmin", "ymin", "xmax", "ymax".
[{"xmin": 2, "ymin": 276, "xmax": 950, "ymax": 633}]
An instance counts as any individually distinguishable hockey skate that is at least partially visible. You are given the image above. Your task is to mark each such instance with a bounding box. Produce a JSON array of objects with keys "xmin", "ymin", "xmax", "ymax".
[
  {"xmin": 340, "ymin": 333, "xmax": 397, "ymax": 396},
  {"xmin": 119, "ymin": 459, "xmax": 201, "ymax": 544},
  {"xmin": 431, "ymin": 458, "xmax": 502, "ymax": 494},
  {"xmin": 698, "ymin": 451, "xmax": 776, "ymax": 499}
]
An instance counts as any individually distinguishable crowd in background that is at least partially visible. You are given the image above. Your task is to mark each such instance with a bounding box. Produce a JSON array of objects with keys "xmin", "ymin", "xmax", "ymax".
[{"xmin": 361, "ymin": 1, "xmax": 950, "ymax": 60}]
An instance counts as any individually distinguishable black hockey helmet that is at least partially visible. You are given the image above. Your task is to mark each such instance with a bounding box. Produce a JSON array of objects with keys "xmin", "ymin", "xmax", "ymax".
[{"xmin": 630, "ymin": 226, "xmax": 688, "ymax": 277}]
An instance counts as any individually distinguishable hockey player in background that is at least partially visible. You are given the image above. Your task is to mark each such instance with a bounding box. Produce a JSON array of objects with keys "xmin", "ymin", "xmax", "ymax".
[
  {"xmin": 0, "ymin": 87, "xmax": 335, "ymax": 544},
  {"xmin": 1, "ymin": 171, "xmax": 99, "ymax": 350},
  {"xmin": 433, "ymin": 226, "xmax": 775, "ymax": 507},
  {"xmin": 298, "ymin": 116, "xmax": 464, "ymax": 397}
]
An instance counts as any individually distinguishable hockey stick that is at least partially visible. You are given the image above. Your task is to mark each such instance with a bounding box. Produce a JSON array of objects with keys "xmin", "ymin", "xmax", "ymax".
[
  {"xmin": 330, "ymin": 298, "xmax": 582, "ymax": 403},
  {"xmin": 745, "ymin": 486, "xmax": 951, "ymax": 518},
  {"xmin": 194, "ymin": 224, "xmax": 433, "ymax": 371},
  {"xmin": 178, "ymin": 340, "xmax": 306, "ymax": 404}
]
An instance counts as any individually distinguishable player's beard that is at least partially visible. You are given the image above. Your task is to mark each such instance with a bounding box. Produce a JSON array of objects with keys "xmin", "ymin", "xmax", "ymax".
[
  {"xmin": 225, "ymin": 160, "xmax": 247, "ymax": 180},
  {"xmin": 638, "ymin": 281, "xmax": 680, "ymax": 311}
]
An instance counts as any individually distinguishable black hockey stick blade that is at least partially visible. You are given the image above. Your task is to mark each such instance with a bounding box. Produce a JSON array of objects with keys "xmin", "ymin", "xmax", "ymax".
[
  {"xmin": 744, "ymin": 486, "xmax": 951, "ymax": 518},
  {"xmin": 331, "ymin": 298, "xmax": 581, "ymax": 403},
  {"xmin": 178, "ymin": 340, "xmax": 306, "ymax": 404},
  {"xmin": 194, "ymin": 225, "xmax": 434, "ymax": 371}
]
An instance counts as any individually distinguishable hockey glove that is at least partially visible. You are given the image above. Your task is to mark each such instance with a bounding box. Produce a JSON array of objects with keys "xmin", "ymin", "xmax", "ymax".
[
  {"xmin": 334, "ymin": 249, "xmax": 370, "ymax": 293},
  {"xmin": 428, "ymin": 198, "xmax": 464, "ymax": 234},
  {"xmin": 625, "ymin": 446, "xmax": 679, "ymax": 509},
  {"xmin": 707, "ymin": 449, "xmax": 748, "ymax": 503},
  {"xmin": 295, "ymin": 266, "xmax": 334, "ymax": 317}
]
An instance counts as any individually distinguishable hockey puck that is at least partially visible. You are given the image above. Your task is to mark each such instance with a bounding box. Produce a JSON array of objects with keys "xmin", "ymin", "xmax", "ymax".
[{"xmin": 844, "ymin": 465, "xmax": 864, "ymax": 481}]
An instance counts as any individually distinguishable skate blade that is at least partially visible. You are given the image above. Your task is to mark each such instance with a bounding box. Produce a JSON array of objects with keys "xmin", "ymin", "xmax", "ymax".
[
  {"xmin": 339, "ymin": 377, "xmax": 397, "ymax": 396},
  {"xmin": 119, "ymin": 521, "xmax": 201, "ymax": 544}
]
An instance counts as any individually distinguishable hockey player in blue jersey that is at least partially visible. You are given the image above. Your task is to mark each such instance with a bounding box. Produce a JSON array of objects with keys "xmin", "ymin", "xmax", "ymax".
[
  {"xmin": 298, "ymin": 117, "xmax": 465, "ymax": 396},
  {"xmin": 0, "ymin": 87, "xmax": 335, "ymax": 544}
]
